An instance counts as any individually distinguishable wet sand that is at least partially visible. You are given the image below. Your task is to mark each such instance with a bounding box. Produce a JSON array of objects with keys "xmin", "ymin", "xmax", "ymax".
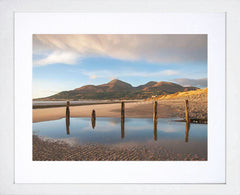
[
  {"xmin": 33, "ymin": 99, "xmax": 207, "ymax": 123},
  {"xmin": 33, "ymin": 135, "xmax": 207, "ymax": 161},
  {"xmin": 33, "ymin": 102, "xmax": 170, "ymax": 122}
]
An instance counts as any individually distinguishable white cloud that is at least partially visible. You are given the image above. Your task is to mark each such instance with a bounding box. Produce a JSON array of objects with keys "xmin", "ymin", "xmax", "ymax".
[
  {"xmin": 79, "ymin": 69, "xmax": 179, "ymax": 79},
  {"xmin": 90, "ymin": 75, "xmax": 98, "ymax": 79},
  {"xmin": 33, "ymin": 51, "xmax": 80, "ymax": 66},
  {"xmin": 173, "ymin": 78, "xmax": 207, "ymax": 88},
  {"xmin": 33, "ymin": 34, "xmax": 207, "ymax": 65},
  {"xmin": 109, "ymin": 76, "xmax": 117, "ymax": 80},
  {"xmin": 128, "ymin": 70, "xmax": 179, "ymax": 77}
]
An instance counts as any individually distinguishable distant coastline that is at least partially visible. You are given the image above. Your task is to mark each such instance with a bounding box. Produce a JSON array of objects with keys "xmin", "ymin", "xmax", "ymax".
[{"xmin": 32, "ymin": 99, "xmax": 140, "ymax": 109}]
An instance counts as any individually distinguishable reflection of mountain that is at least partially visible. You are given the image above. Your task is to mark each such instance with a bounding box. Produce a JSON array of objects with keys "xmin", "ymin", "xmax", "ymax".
[
  {"xmin": 109, "ymin": 118, "xmax": 120, "ymax": 126},
  {"xmin": 35, "ymin": 79, "xmax": 199, "ymax": 100}
]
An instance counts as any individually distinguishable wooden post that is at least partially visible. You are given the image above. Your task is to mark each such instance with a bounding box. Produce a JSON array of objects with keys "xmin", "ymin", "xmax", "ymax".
[
  {"xmin": 153, "ymin": 101, "xmax": 157, "ymax": 141},
  {"xmin": 66, "ymin": 101, "xmax": 70, "ymax": 135},
  {"xmin": 121, "ymin": 102, "xmax": 125, "ymax": 139},
  {"xmin": 91, "ymin": 109, "xmax": 96, "ymax": 129},
  {"xmin": 153, "ymin": 101, "xmax": 157, "ymax": 121},
  {"xmin": 185, "ymin": 121, "xmax": 190, "ymax": 142},
  {"xmin": 185, "ymin": 100, "xmax": 190, "ymax": 123},
  {"xmin": 121, "ymin": 102, "xmax": 125, "ymax": 121}
]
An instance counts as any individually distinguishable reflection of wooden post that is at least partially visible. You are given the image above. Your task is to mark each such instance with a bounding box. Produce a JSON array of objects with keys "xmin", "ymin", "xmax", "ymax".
[
  {"xmin": 153, "ymin": 119, "xmax": 157, "ymax": 141},
  {"xmin": 185, "ymin": 122, "xmax": 190, "ymax": 142},
  {"xmin": 121, "ymin": 102, "xmax": 125, "ymax": 139},
  {"xmin": 91, "ymin": 109, "xmax": 96, "ymax": 129},
  {"xmin": 66, "ymin": 101, "xmax": 70, "ymax": 135},
  {"xmin": 153, "ymin": 101, "xmax": 157, "ymax": 141},
  {"xmin": 121, "ymin": 119, "xmax": 125, "ymax": 139},
  {"xmin": 185, "ymin": 100, "xmax": 190, "ymax": 123}
]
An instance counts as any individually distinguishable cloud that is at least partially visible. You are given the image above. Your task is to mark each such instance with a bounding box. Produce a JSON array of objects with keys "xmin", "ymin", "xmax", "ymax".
[
  {"xmin": 159, "ymin": 70, "xmax": 179, "ymax": 76},
  {"xmin": 90, "ymin": 75, "xmax": 98, "ymax": 79},
  {"xmin": 128, "ymin": 70, "xmax": 179, "ymax": 77},
  {"xmin": 33, "ymin": 34, "xmax": 207, "ymax": 65},
  {"xmin": 33, "ymin": 51, "xmax": 80, "ymax": 66},
  {"xmin": 79, "ymin": 69, "xmax": 179, "ymax": 79},
  {"xmin": 173, "ymin": 78, "xmax": 207, "ymax": 88}
]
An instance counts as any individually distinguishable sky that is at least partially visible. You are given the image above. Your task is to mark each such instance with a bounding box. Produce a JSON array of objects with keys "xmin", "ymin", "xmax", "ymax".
[{"xmin": 32, "ymin": 34, "xmax": 207, "ymax": 98}]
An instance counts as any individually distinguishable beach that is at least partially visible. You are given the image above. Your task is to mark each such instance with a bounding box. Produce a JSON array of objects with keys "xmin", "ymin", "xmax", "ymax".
[
  {"xmin": 33, "ymin": 99, "xmax": 207, "ymax": 123},
  {"xmin": 33, "ymin": 98, "xmax": 207, "ymax": 161}
]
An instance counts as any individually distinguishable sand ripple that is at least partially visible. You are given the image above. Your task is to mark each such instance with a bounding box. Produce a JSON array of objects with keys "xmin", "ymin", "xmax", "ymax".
[{"xmin": 33, "ymin": 135, "xmax": 207, "ymax": 161}]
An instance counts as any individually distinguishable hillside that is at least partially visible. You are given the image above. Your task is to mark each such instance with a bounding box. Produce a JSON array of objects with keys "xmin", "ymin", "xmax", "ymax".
[
  {"xmin": 35, "ymin": 79, "xmax": 199, "ymax": 100},
  {"xmin": 74, "ymin": 79, "xmax": 133, "ymax": 92},
  {"xmin": 146, "ymin": 87, "xmax": 208, "ymax": 101},
  {"xmin": 145, "ymin": 88, "xmax": 208, "ymax": 121}
]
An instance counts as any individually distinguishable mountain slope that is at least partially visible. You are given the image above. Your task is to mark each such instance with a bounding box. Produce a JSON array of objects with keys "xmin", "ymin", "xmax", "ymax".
[
  {"xmin": 74, "ymin": 79, "xmax": 133, "ymax": 93},
  {"xmin": 35, "ymin": 79, "xmax": 199, "ymax": 100},
  {"xmin": 135, "ymin": 81, "xmax": 158, "ymax": 90},
  {"xmin": 142, "ymin": 81, "xmax": 185, "ymax": 94}
]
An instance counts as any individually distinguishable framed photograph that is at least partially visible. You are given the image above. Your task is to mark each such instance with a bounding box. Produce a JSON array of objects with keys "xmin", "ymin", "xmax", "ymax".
[{"xmin": 14, "ymin": 13, "xmax": 225, "ymax": 183}]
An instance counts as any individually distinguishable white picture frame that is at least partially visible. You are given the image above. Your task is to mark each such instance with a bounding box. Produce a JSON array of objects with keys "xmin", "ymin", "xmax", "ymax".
[
  {"xmin": 1, "ymin": 0, "xmax": 240, "ymax": 194},
  {"xmin": 15, "ymin": 13, "xmax": 225, "ymax": 184}
]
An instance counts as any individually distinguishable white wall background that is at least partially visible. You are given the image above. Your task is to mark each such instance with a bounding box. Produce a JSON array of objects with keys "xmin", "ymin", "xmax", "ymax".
[{"xmin": 0, "ymin": 0, "xmax": 239, "ymax": 194}]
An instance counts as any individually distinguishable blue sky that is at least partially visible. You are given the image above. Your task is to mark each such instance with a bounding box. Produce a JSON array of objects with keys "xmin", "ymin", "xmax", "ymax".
[{"xmin": 33, "ymin": 34, "xmax": 207, "ymax": 98}]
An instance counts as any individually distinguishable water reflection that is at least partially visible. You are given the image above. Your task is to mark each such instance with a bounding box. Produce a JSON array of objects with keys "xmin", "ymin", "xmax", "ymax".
[
  {"xmin": 121, "ymin": 118, "xmax": 125, "ymax": 139},
  {"xmin": 66, "ymin": 117, "xmax": 70, "ymax": 135},
  {"xmin": 185, "ymin": 122, "xmax": 190, "ymax": 142},
  {"xmin": 33, "ymin": 117, "xmax": 207, "ymax": 158},
  {"xmin": 153, "ymin": 101, "xmax": 158, "ymax": 141},
  {"xmin": 34, "ymin": 117, "xmax": 207, "ymax": 149},
  {"xmin": 121, "ymin": 102, "xmax": 125, "ymax": 139},
  {"xmin": 153, "ymin": 119, "xmax": 157, "ymax": 141},
  {"xmin": 91, "ymin": 110, "xmax": 96, "ymax": 129},
  {"xmin": 109, "ymin": 118, "xmax": 119, "ymax": 125},
  {"xmin": 66, "ymin": 101, "xmax": 70, "ymax": 135},
  {"xmin": 65, "ymin": 117, "xmax": 191, "ymax": 142}
]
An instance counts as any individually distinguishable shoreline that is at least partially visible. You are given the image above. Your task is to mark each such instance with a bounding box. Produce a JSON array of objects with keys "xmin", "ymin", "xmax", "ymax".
[
  {"xmin": 33, "ymin": 99, "xmax": 207, "ymax": 123},
  {"xmin": 32, "ymin": 100, "xmax": 139, "ymax": 109},
  {"xmin": 33, "ymin": 101, "xmax": 175, "ymax": 123}
]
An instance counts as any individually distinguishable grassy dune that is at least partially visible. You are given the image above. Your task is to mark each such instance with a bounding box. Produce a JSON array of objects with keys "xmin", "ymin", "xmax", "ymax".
[
  {"xmin": 144, "ymin": 88, "xmax": 208, "ymax": 122},
  {"xmin": 146, "ymin": 87, "xmax": 208, "ymax": 101}
]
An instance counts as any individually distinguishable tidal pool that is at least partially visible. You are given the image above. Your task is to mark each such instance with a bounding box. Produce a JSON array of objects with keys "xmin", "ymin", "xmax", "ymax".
[{"xmin": 33, "ymin": 117, "xmax": 207, "ymax": 157}]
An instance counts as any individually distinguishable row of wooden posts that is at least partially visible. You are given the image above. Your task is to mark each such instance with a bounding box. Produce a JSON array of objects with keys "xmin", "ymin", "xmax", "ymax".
[{"xmin": 65, "ymin": 100, "xmax": 191, "ymax": 142}]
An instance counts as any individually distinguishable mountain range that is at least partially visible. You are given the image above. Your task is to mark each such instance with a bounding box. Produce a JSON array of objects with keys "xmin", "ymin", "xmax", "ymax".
[{"xmin": 35, "ymin": 79, "xmax": 198, "ymax": 100}]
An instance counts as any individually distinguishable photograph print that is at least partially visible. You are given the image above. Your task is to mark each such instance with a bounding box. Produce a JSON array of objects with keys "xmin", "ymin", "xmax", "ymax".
[{"xmin": 32, "ymin": 34, "xmax": 207, "ymax": 161}]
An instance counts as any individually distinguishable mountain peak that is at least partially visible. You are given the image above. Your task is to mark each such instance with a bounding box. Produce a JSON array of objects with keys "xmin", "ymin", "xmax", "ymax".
[
  {"xmin": 105, "ymin": 79, "xmax": 133, "ymax": 90},
  {"xmin": 108, "ymin": 79, "xmax": 123, "ymax": 84},
  {"xmin": 146, "ymin": 81, "xmax": 158, "ymax": 85}
]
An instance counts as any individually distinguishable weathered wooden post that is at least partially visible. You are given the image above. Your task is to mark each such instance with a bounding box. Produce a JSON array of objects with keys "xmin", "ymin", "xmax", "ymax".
[
  {"xmin": 185, "ymin": 121, "xmax": 190, "ymax": 142},
  {"xmin": 153, "ymin": 101, "xmax": 157, "ymax": 121},
  {"xmin": 91, "ymin": 109, "xmax": 96, "ymax": 129},
  {"xmin": 66, "ymin": 101, "xmax": 70, "ymax": 135},
  {"xmin": 153, "ymin": 101, "xmax": 157, "ymax": 141},
  {"xmin": 121, "ymin": 102, "xmax": 125, "ymax": 139},
  {"xmin": 185, "ymin": 100, "xmax": 190, "ymax": 123}
]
